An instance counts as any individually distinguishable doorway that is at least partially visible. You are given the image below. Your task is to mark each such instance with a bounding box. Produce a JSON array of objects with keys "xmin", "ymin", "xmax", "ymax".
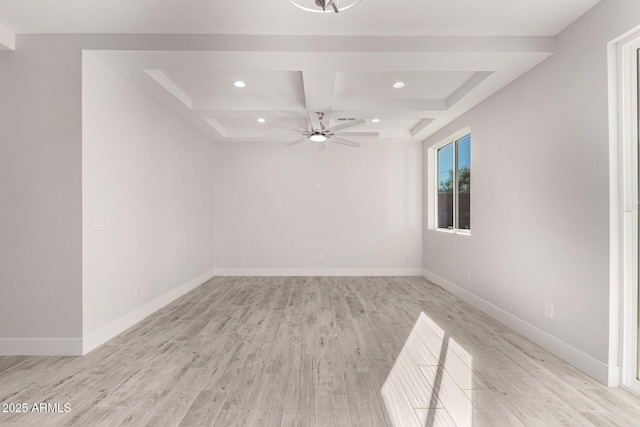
[
  {"xmin": 622, "ymin": 44, "xmax": 640, "ymax": 396},
  {"xmin": 611, "ymin": 27, "xmax": 640, "ymax": 396},
  {"xmin": 625, "ymin": 45, "xmax": 640, "ymax": 397},
  {"xmin": 636, "ymin": 48, "xmax": 640, "ymax": 389}
]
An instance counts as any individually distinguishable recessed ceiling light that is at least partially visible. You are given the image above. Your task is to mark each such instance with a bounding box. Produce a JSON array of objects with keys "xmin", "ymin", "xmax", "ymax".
[
  {"xmin": 393, "ymin": 82, "xmax": 405, "ymax": 89},
  {"xmin": 310, "ymin": 134, "xmax": 327, "ymax": 142},
  {"xmin": 257, "ymin": 118, "xmax": 266, "ymax": 123},
  {"xmin": 233, "ymin": 81, "xmax": 246, "ymax": 88},
  {"xmin": 372, "ymin": 118, "xmax": 381, "ymax": 123}
]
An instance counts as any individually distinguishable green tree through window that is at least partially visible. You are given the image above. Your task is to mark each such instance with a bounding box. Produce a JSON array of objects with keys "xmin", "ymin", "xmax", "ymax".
[{"xmin": 437, "ymin": 134, "xmax": 470, "ymax": 230}]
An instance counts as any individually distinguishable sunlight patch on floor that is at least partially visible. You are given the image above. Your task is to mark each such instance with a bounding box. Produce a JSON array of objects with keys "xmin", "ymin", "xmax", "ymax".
[{"xmin": 381, "ymin": 312, "xmax": 476, "ymax": 426}]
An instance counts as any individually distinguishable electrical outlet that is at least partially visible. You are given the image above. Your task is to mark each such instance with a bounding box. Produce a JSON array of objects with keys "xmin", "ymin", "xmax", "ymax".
[
  {"xmin": 545, "ymin": 302, "xmax": 554, "ymax": 319},
  {"xmin": 240, "ymin": 254, "xmax": 245, "ymax": 262},
  {"xmin": 318, "ymin": 254, "xmax": 323, "ymax": 263},
  {"xmin": 406, "ymin": 254, "xmax": 410, "ymax": 262},
  {"xmin": 134, "ymin": 287, "xmax": 139, "ymax": 297}
]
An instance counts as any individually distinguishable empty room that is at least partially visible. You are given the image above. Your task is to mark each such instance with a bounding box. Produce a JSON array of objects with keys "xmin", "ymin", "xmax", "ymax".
[{"xmin": 3, "ymin": 0, "xmax": 640, "ymax": 426}]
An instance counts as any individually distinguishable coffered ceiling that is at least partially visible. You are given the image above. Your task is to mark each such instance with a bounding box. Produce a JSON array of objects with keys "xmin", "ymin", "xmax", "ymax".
[
  {"xmin": 89, "ymin": 36, "xmax": 553, "ymax": 142},
  {"xmin": 1, "ymin": 0, "xmax": 602, "ymax": 143}
]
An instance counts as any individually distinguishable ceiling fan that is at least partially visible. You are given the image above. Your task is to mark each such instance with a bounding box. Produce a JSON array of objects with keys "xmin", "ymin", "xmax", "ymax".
[
  {"xmin": 259, "ymin": 112, "xmax": 375, "ymax": 150},
  {"xmin": 315, "ymin": 0, "xmax": 339, "ymax": 13},
  {"xmin": 289, "ymin": 0, "xmax": 362, "ymax": 14}
]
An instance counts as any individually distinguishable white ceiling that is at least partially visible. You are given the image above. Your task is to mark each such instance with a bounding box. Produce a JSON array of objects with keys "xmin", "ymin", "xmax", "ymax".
[
  {"xmin": 0, "ymin": 0, "xmax": 600, "ymax": 36},
  {"xmin": 0, "ymin": 0, "xmax": 602, "ymax": 145}
]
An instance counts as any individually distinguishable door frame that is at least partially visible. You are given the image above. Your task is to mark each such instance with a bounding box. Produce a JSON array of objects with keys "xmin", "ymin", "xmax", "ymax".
[{"xmin": 609, "ymin": 25, "xmax": 640, "ymax": 396}]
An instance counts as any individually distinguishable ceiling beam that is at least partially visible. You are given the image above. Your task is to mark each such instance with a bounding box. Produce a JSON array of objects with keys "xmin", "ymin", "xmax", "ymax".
[
  {"xmin": 195, "ymin": 110, "xmax": 307, "ymax": 119},
  {"xmin": 201, "ymin": 119, "xmax": 227, "ymax": 138},
  {"xmin": 0, "ymin": 24, "xmax": 15, "ymax": 50},
  {"xmin": 332, "ymin": 99, "xmax": 446, "ymax": 112},
  {"xmin": 145, "ymin": 70, "xmax": 193, "ymax": 108},
  {"xmin": 329, "ymin": 111, "xmax": 433, "ymax": 120},
  {"xmin": 445, "ymin": 71, "xmax": 493, "ymax": 108},
  {"xmin": 192, "ymin": 97, "xmax": 305, "ymax": 112},
  {"xmin": 301, "ymin": 69, "xmax": 336, "ymax": 114},
  {"xmin": 411, "ymin": 119, "xmax": 434, "ymax": 137},
  {"xmin": 82, "ymin": 35, "xmax": 554, "ymax": 55}
]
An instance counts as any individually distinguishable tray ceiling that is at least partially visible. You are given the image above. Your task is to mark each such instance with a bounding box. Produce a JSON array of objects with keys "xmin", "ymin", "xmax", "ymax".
[
  {"xmin": 0, "ymin": 1, "xmax": 602, "ymax": 143},
  {"xmin": 89, "ymin": 35, "xmax": 555, "ymax": 142}
]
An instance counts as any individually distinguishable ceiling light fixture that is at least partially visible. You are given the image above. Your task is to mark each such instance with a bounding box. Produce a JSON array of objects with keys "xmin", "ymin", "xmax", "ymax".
[
  {"xmin": 257, "ymin": 118, "xmax": 266, "ymax": 123},
  {"xmin": 371, "ymin": 118, "xmax": 380, "ymax": 123},
  {"xmin": 289, "ymin": 0, "xmax": 362, "ymax": 14},
  {"xmin": 310, "ymin": 134, "xmax": 327, "ymax": 142},
  {"xmin": 393, "ymin": 82, "xmax": 405, "ymax": 89},
  {"xmin": 233, "ymin": 80, "xmax": 246, "ymax": 88}
]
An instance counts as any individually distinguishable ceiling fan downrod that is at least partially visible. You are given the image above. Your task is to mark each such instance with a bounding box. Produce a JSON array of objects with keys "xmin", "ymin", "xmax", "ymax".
[{"xmin": 315, "ymin": 0, "xmax": 339, "ymax": 13}]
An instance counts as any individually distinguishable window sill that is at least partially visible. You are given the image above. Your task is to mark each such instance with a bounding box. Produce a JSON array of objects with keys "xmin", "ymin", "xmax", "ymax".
[{"xmin": 432, "ymin": 228, "xmax": 471, "ymax": 236}]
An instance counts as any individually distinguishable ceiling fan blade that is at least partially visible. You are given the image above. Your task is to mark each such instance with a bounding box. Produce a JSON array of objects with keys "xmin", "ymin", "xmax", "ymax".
[
  {"xmin": 308, "ymin": 112, "xmax": 322, "ymax": 132},
  {"xmin": 326, "ymin": 118, "xmax": 366, "ymax": 133},
  {"xmin": 330, "ymin": 136, "xmax": 360, "ymax": 148},
  {"xmin": 285, "ymin": 138, "xmax": 308, "ymax": 147},
  {"xmin": 333, "ymin": 131, "xmax": 379, "ymax": 137},
  {"xmin": 263, "ymin": 119, "xmax": 309, "ymax": 134}
]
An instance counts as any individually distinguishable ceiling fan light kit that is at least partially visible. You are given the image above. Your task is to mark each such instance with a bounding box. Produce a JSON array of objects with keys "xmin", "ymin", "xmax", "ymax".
[
  {"xmin": 289, "ymin": 0, "xmax": 362, "ymax": 14},
  {"xmin": 309, "ymin": 134, "xmax": 327, "ymax": 142}
]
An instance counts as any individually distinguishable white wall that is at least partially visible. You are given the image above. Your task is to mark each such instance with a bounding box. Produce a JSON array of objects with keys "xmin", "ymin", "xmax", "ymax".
[
  {"xmin": 215, "ymin": 139, "xmax": 422, "ymax": 275},
  {"xmin": 423, "ymin": 0, "xmax": 640, "ymax": 384},
  {"xmin": 82, "ymin": 53, "xmax": 215, "ymax": 351},
  {"xmin": 0, "ymin": 33, "xmax": 421, "ymax": 356},
  {"xmin": 0, "ymin": 35, "xmax": 83, "ymax": 354}
]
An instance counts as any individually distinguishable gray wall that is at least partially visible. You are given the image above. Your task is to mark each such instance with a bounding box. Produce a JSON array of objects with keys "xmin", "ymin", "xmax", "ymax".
[
  {"xmin": 214, "ymin": 140, "xmax": 422, "ymax": 273},
  {"xmin": 0, "ymin": 36, "xmax": 83, "ymax": 352},
  {"xmin": 0, "ymin": 35, "xmax": 218, "ymax": 354},
  {"xmin": 423, "ymin": 0, "xmax": 640, "ymax": 381},
  {"xmin": 82, "ymin": 52, "xmax": 215, "ymax": 349}
]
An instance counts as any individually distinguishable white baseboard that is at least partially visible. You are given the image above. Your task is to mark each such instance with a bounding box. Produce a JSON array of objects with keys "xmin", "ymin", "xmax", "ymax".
[
  {"xmin": 621, "ymin": 383, "xmax": 640, "ymax": 398},
  {"xmin": 0, "ymin": 338, "xmax": 83, "ymax": 356},
  {"xmin": 423, "ymin": 269, "xmax": 612, "ymax": 385},
  {"xmin": 82, "ymin": 268, "xmax": 216, "ymax": 354},
  {"xmin": 608, "ymin": 366, "xmax": 621, "ymax": 387},
  {"xmin": 214, "ymin": 268, "xmax": 424, "ymax": 277}
]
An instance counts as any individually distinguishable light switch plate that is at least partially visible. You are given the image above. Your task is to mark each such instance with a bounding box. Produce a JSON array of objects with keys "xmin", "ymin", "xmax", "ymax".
[{"xmin": 94, "ymin": 217, "xmax": 107, "ymax": 231}]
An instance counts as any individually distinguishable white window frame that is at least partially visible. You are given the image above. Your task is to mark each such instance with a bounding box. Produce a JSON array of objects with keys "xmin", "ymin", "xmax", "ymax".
[{"xmin": 427, "ymin": 127, "xmax": 471, "ymax": 235}]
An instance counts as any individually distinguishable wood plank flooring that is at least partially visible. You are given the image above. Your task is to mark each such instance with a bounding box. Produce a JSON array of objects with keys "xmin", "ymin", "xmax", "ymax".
[{"xmin": 0, "ymin": 276, "xmax": 639, "ymax": 426}]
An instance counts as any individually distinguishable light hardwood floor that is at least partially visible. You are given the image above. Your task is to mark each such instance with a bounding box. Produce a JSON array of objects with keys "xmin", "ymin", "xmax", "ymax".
[{"xmin": 1, "ymin": 276, "xmax": 639, "ymax": 426}]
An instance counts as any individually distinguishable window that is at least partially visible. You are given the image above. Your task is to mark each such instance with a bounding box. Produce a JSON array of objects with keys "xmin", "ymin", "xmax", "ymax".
[{"xmin": 436, "ymin": 132, "xmax": 470, "ymax": 231}]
